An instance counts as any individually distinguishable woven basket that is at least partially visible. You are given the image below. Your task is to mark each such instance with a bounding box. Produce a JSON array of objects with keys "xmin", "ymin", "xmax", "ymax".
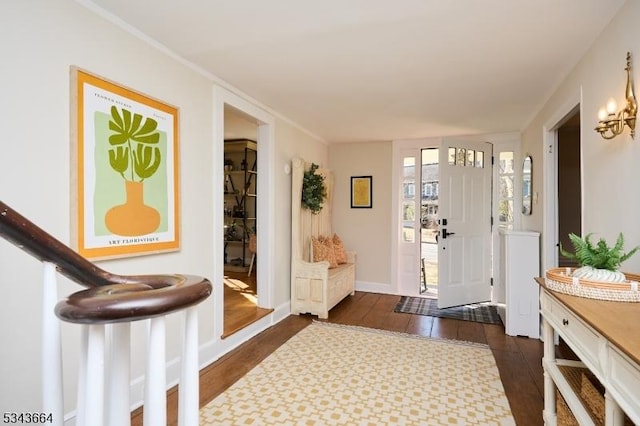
[
  {"xmin": 556, "ymin": 364, "xmax": 633, "ymax": 426},
  {"xmin": 556, "ymin": 390, "xmax": 579, "ymax": 426},
  {"xmin": 545, "ymin": 268, "xmax": 640, "ymax": 302}
]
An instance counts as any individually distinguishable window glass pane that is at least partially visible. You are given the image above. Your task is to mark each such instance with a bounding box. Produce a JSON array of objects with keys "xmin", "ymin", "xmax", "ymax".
[
  {"xmin": 402, "ymin": 156, "xmax": 415, "ymax": 199},
  {"xmin": 402, "ymin": 156, "xmax": 416, "ymax": 243},
  {"xmin": 497, "ymin": 150, "xmax": 514, "ymax": 228},
  {"xmin": 402, "ymin": 201, "xmax": 415, "ymax": 221},
  {"xmin": 499, "ymin": 151, "xmax": 514, "ymax": 174},
  {"xmin": 476, "ymin": 151, "xmax": 484, "ymax": 168},
  {"xmin": 499, "ymin": 176, "xmax": 514, "ymax": 198},
  {"xmin": 456, "ymin": 148, "xmax": 466, "ymax": 166},
  {"xmin": 403, "ymin": 156, "xmax": 415, "ymax": 179},
  {"xmin": 467, "ymin": 149, "xmax": 475, "ymax": 167},
  {"xmin": 448, "ymin": 148, "xmax": 456, "ymax": 165},
  {"xmin": 402, "ymin": 225, "xmax": 415, "ymax": 243},
  {"xmin": 498, "ymin": 199, "xmax": 513, "ymax": 225},
  {"xmin": 403, "ymin": 183, "xmax": 415, "ymax": 199}
]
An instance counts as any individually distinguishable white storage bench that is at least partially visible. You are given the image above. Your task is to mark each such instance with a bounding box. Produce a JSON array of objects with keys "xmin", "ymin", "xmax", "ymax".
[{"xmin": 290, "ymin": 158, "xmax": 356, "ymax": 319}]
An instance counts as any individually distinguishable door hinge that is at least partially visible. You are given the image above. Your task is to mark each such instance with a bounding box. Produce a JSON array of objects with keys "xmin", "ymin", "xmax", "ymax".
[
  {"xmin": 491, "ymin": 155, "xmax": 494, "ymax": 166},
  {"xmin": 490, "ymin": 277, "xmax": 494, "ymax": 286},
  {"xmin": 490, "ymin": 216, "xmax": 494, "ymax": 227}
]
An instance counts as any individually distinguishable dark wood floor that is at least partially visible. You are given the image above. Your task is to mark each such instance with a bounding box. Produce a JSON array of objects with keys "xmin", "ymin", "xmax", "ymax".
[{"xmin": 132, "ymin": 291, "xmax": 547, "ymax": 425}]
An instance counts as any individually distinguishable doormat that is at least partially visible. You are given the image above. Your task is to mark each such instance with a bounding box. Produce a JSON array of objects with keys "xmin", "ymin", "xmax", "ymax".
[{"xmin": 394, "ymin": 296, "xmax": 503, "ymax": 325}]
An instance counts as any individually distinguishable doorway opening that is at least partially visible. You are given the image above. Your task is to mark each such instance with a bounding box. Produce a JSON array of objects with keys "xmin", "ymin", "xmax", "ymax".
[
  {"xmin": 394, "ymin": 137, "xmax": 493, "ymax": 304},
  {"xmin": 556, "ymin": 110, "xmax": 582, "ymax": 267},
  {"xmin": 420, "ymin": 148, "xmax": 439, "ymax": 296},
  {"xmin": 221, "ymin": 105, "xmax": 272, "ymax": 338},
  {"xmin": 542, "ymin": 98, "xmax": 581, "ymax": 272}
]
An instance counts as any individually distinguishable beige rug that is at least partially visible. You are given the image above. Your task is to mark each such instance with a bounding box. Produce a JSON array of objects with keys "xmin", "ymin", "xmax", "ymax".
[{"xmin": 200, "ymin": 322, "xmax": 515, "ymax": 425}]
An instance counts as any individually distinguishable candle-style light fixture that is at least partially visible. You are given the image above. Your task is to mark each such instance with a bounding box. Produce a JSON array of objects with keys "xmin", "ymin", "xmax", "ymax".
[{"xmin": 595, "ymin": 52, "xmax": 637, "ymax": 140}]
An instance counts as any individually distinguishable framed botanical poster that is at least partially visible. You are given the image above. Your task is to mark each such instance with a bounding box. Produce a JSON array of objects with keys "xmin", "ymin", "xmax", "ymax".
[
  {"xmin": 350, "ymin": 176, "xmax": 372, "ymax": 208},
  {"xmin": 71, "ymin": 67, "xmax": 180, "ymax": 259}
]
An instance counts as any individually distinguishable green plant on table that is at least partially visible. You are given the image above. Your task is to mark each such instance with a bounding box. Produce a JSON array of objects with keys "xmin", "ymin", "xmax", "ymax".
[{"xmin": 560, "ymin": 232, "xmax": 640, "ymax": 282}]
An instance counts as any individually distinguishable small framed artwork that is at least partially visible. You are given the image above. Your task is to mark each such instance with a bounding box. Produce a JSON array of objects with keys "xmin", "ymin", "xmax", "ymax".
[
  {"xmin": 71, "ymin": 67, "xmax": 180, "ymax": 259},
  {"xmin": 350, "ymin": 176, "xmax": 373, "ymax": 208}
]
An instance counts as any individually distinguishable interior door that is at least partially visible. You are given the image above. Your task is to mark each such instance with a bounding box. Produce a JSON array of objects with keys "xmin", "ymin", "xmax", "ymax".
[{"xmin": 438, "ymin": 140, "xmax": 493, "ymax": 308}]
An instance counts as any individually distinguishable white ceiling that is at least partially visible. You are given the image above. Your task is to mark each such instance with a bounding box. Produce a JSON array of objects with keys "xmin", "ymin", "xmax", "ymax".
[{"xmin": 86, "ymin": 0, "xmax": 624, "ymax": 143}]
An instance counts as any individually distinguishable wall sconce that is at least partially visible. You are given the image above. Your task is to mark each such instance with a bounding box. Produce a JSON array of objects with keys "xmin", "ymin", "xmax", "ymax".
[{"xmin": 595, "ymin": 52, "xmax": 637, "ymax": 140}]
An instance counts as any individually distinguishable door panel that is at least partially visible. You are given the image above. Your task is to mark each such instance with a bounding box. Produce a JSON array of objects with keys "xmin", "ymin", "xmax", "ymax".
[
  {"xmin": 438, "ymin": 140, "xmax": 492, "ymax": 308},
  {"xmin": 449, "ymin": 175, "xmax": 464, "ymax": 221}
]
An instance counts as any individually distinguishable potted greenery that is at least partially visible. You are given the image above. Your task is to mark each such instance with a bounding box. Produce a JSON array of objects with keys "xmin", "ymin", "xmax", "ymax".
[
  {"xmin": 301, "ymin": 163, "xmax": 327, "ymax": 214},
  {"xmin": 560, "ymin": 232, "xmax": 640, "ymax": 282}
]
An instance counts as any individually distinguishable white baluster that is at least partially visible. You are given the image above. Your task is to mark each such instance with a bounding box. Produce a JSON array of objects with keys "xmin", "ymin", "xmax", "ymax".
[
  {"xmin": 179, "ymin": 307, "xmax": 199, "ymax": 426},
  {"xmin": 144, "ymin": 317, "xmax": 166, "ymax": 426},
  {"xmin": 106, "ymin": 323, "xmax": 131, "ymax": 426},
  {"xmin": 75, "ymin": 326, "xmax": 88, "ymax": 426},
  {"xmin": 42, "ymin": 262, "xmax": 63, "ymax": 426},
  {"xmin": 83, "ymin": 324, "xmax": 106, "ymax": 426}
]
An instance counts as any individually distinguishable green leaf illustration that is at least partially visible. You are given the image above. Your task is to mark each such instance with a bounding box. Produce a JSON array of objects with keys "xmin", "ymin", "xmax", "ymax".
[
  {"xmin": 108, "ymin": 106, "xmax": 159, "ymax": 145},
  {"xmin": 133, "ymin": 143, "xmax": 161, "ymax": 180},
  {"xmin": 108, "ymin": 147, "xmax": 129, "ymax": 178},
  {"xmin": 107, "ymin": 106, "xmax": 161, "ymax": 181}
]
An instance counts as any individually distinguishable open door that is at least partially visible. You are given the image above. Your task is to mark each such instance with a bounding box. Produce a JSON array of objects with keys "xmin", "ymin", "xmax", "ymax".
[{"xmin": 437, "ymin": 140, "xmax": 493, "ymax": 308}]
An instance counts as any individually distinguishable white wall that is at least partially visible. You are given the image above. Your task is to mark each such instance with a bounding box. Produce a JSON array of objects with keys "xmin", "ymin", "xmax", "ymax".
[
  {"xmin": 0, "ymin": 0, "xmax": 326, "ymax": 419},
  {"xmin": 329, "ymin": 142, "xmax": 393, "ymax": 291},
  {"xmin": 521, "ymin": 0, "xmax": 640, "ymax": 272}
]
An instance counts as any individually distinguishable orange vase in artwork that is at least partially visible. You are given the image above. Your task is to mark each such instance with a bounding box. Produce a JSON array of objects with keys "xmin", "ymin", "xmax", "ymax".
[{"xmin": 105, "ymin": 181, "xmax": 160, "ymax": 236}]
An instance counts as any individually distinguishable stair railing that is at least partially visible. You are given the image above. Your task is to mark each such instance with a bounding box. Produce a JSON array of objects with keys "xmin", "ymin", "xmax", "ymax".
[{"xmin": 0, "ymin": 201, "xmax": 212, "ymax": 426}]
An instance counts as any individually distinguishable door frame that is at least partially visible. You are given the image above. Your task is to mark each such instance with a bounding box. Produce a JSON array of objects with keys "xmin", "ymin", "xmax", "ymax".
[
  {"xmin": 542, "ymin": 90, "xmax": 582, "ymax": 272},
  {"xmin": 213, "ymin": 85, "xmax": 275, "ymax": 339},
  {"xmin": 392, "ymin": 133, "xmax": 520, "ymax": 298}
]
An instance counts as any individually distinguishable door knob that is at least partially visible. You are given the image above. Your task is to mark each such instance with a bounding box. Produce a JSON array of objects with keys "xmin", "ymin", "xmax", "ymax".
[{"xmin": 442, "ymin": 228, "xmax": 456, "ymax": 239}]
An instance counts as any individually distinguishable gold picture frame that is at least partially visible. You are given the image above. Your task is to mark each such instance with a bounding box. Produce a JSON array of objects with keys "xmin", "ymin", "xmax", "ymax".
[
  {"xmin": 71, "ymin": 67, "xmax": 180, "ymax": 259},
  {"xmin": 350, "ymin": 175, "xmax": 372, "ymax": 208}
]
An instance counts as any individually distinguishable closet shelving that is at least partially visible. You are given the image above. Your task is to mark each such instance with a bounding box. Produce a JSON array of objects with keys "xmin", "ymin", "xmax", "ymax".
[{"xmin": 223, "ymin": 139, "xmax": 257, "ymax": 272}]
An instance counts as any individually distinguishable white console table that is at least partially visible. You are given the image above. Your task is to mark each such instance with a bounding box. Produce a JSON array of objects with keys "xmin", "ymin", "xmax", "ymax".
[{"xmin": 537, "ymin": 278, "xmax": 640, "ymax": 425}]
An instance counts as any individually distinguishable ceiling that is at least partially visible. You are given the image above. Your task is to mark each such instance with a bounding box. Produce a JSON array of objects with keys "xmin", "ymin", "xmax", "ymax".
[{"xmin": 86, "ymin": 0, "xmax": 624, "ymax": 143}]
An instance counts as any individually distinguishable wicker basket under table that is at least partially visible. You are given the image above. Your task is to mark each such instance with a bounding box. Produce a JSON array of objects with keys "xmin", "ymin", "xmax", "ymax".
[{"xmin": 556, "ymin": 364, "xmax": 634, "ymax": 426}]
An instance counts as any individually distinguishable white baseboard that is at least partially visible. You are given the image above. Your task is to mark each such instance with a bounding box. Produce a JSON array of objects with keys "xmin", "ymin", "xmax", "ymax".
[
  {"xmin": 199, "ymin": 300, "xmax": 290, "ymax": 366},
  {"xmin": 355, "ymin": 280, "xmax": 396, "ymax": 295}
]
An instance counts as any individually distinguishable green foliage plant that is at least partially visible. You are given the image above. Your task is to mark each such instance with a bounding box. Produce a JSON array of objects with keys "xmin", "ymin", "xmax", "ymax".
[
  {"xmin": 560, "ymin": 232, "xmax": 640, "ymax": 271},
  {"xmin": 108, "ymin": 106, "xmax": 161, "ymax": 182},
  {"xmin": 301, "ymin": 163, "xmax": 327, "ymax": 215}
]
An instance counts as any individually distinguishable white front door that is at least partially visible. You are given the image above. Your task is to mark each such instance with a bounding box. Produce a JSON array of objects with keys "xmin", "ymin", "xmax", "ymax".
[{"xmin": 437, "ymin": 140, "xmax": 493, "ymax": 308}]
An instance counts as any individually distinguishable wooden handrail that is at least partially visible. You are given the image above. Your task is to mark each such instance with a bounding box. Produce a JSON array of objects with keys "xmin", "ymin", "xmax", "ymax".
[{"xmin": 0, "ymin": 200, "xmax": 212, "ymax": 324}]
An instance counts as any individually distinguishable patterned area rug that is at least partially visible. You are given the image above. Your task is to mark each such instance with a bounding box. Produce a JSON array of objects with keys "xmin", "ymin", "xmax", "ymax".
[
  {"xmin": 394, "ymin": 296, "xmax": 503, "ymax": 325},
  {"xmin": 200, "ymin": 322, "xmax": 514, "ymax": 425}
]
